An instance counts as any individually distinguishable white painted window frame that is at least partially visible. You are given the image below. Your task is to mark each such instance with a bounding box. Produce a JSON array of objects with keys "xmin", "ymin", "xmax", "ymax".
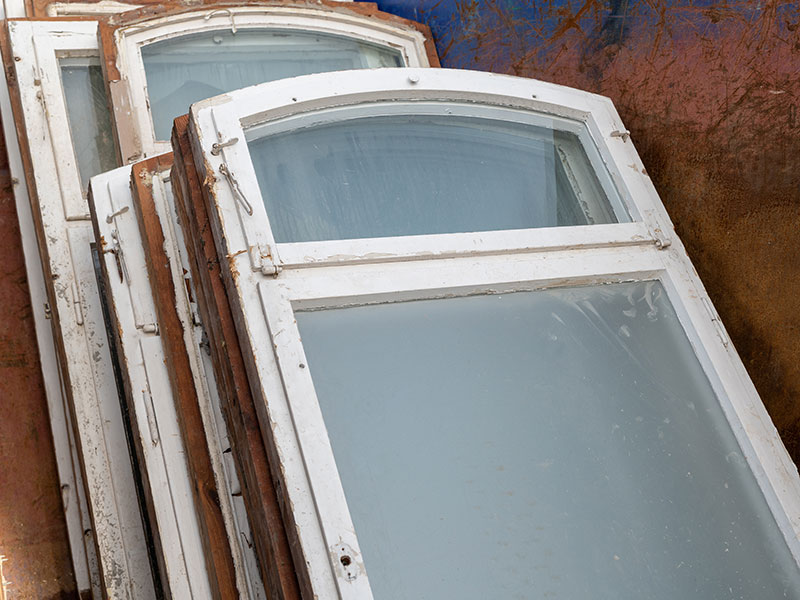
[
  {"xmin": 90, "ymin": 162, "xmax": 268, "ymax": 599},
  {"xmin": 13, "ymin": 20, "xmax": 99, "ymax": 220},
  {"xmin": 7, "ymin": 20, "xmax": 154, "ymax": 598},
  {"xmin": 0, "ymin": 6, "xmax": 98, "ymax": 597},
  {"xmin": 91, "ymin": 165, "xmax": 212, "ymax": 599},
  {"xmin": 189, "ymin": 68, "xmax": 800, "ymax": 599},
  {"xmin": 108, "ymin": 4, "xmax": 433, "ymax": 161}
]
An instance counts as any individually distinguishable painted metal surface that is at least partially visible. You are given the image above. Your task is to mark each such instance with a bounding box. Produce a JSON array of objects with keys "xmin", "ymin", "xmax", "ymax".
[{"xmin": 374, "ymin": 0, "xmax": 800, "ymax": 463}]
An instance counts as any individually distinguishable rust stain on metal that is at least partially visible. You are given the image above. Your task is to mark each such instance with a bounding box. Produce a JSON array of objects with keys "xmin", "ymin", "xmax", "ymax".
[{"xmin": 429, "ymin": 0, "xmax": 800, "ymax": 461}]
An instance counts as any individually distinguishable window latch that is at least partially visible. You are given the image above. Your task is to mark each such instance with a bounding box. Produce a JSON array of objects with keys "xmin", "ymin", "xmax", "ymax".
[
  {"xmin": 219, "ymin": 163, "xmax": 254, "ymax": 216},
  {"xmin": 211, "ymin": 137, "xmax": 239, "ymax": 155},
  {"xmin": 610, "ymin": 129, "xmax": 631, "ymax": 142},
  {"xmin": 103, "ymin": 229, "xmax": 129, "ymax": 283},
  {"xmin": 106, "ymin": 205, "xmax": 129, "ymax": 223},
  {"xmin": 204, "ymin": 8, "xmax": 237, "ymax": 34},
  {"xmin": 251, "ymin": 244, "xmax": 282, "ymax": 277}
]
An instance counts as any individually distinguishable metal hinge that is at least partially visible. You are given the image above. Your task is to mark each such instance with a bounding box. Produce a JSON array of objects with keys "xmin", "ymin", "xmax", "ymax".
[
  {"xmin": 142, "ymin": 387, "xmax": 160, "ymax": 447},
  {"xmin": 71, "ymin": 281, "xmax": 84, "ymax": 326},
  {"xmin": 141, "ymin": 323, "xmax": 159, "ymax": 334},
  {"xmin": 702, "ymin": 296, "xmax": 729, "ymax": 348},
  {"xmin": 250, "ymin": 244, "xmax": 282, "ymax": 277},
  {"xmin": 651, "ymin": 227, "xmax": 672, "ymax": 250},
  {"xmin": 610, "ymin": 129, "xmax": 631, "ymax": 142}
]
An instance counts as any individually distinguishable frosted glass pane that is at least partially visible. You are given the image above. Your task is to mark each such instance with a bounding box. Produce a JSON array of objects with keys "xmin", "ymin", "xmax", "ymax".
[
  {"xmin": 249, "ymin": 113, "xmax": 623, "ymax": 243},
  {"xmin": 60, "ymin": 59, "xmax": 117, "ymax": 192},
  {"xmin": 296, "ymin": 281, "xmax": 800, "ymax": 599},
  {"xmin": 141, "ymin": 29, "xmax": 402, "ymax": 140}
]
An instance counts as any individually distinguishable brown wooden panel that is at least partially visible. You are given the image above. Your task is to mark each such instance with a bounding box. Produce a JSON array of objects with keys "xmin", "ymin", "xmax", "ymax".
[
  {"xmin": 171, "ymin": 114, "xmax": 302, "ymax": 600},
  {"xmin": 130, "ymin": 153, "xmax": 239, "ymax": 600}
]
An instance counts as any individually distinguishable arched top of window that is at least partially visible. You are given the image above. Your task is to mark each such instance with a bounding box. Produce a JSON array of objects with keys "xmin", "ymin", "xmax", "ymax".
[
  {"xmin": 190, "ymin": 68, "xmax": 653, "ymax": 269},
  {"xmin": 99, "ymin": 2, "xmax": 438, "ymax": 161}
]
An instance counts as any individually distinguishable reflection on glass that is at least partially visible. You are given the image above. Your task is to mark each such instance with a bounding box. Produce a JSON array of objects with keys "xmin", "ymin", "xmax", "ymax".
[
  {"xmin": 296, "ymin": 281, "xmax": 800, "ymax": 599},
  {"xmin": 142, "ymin": 29, "xmax": 403, "ymax": 140},
  {"xmin": 249, "ymin": 111, "xmax": 625, "ymax": 243},
  {"xmin": 60, "ymin": 58, "xmax": 117, "ymax": 193}
]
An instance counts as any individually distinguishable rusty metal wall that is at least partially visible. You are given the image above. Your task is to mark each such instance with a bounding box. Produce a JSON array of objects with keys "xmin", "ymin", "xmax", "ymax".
[
  {"xmin": 379, "ymin": 0, "xmax": 800, "ymax": 462},
  {"xmin": 0, "ymin": 0, "xmax": 797, "ymax": 594},
  {"xmin": 0, "ymin": 122, "xmax": 78, "ymax": 595}
]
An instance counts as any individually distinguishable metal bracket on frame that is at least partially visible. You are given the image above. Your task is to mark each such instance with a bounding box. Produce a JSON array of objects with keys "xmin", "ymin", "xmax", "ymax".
[
  {"xmin": 219, "ymin": 163, "xmax": 254, "ymax": 216},
  {"xmin": 651, "ymin": 227, "xmax": 672, "ymax": 250},
  {"xmin": 701, "ymin": 296, "xmax": 730, "ymax": 348},
  {"xmin": 249, "ymin": 244, "xmax": 282, "ymax": 277},
  {"xmin": 71, "ymin": 280, "xmax": 84, "ymax": 326},
  {"xmin": 204, "ymin": 8, "xmax": 238, "ymax": 34}
]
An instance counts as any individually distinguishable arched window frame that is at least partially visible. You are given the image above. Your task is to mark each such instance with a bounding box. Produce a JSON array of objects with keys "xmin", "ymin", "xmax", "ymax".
[
  {"xmin": 187, "ymin": 67, "xmax": 800, "ymax": 599},
  {"xmin": 99, "ymin": 3, "xmax": 438, "ymax": 162}
]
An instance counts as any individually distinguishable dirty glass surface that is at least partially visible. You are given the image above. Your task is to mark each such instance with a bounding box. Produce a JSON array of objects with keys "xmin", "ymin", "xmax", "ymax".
[
  {"xmin": 249, "ymin": 111, "xmax": 625, "ymax": 243},
  {"xmin": 141, "ymin": 29, "xmax": 402, "ymax": 140},
  {"xmin": 296, "ymin": 281, "xmax": 800, "ymax": 600},
  {"xmin": 60, "ymin": 58, "xmax": 117, "ymax": 193}
]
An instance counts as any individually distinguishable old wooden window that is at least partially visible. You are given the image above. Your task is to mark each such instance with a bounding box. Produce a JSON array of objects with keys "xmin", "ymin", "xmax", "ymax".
[
  {"xmin": 100, "ymin": 4, "xmax": 437, "ymax": 161},
  {"xmin": 185, "ymin": 68, "xmax": 800, "ymax": 598},
  {"xmin": 89, "ymin": 158, "xmax": 267, "ymax": 597},
  {"xmin": 5, "ymin": 19, "xmax": 152, "ymax": 598}
]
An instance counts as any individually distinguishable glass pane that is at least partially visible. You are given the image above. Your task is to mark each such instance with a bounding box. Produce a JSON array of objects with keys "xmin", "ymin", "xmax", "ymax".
[
  {"xmin": 249, "ymin": 110, "xmax": 625, "ymax": 243},
  {"xmin": 60, "ymin": 58, "xmax": 117, "ymax": 193},
  {"xmin": 142, "ymin": 29, "xmax": 403, "ymax": 140},
  {"xmin": 296, "ymin": 281, "xmax": 800, "ymax": 599}
]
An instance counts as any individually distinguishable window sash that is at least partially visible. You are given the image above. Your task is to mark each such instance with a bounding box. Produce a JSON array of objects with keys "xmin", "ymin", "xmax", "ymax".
[
  {"xmin": 108, "ymin": 6, "xmax": 434, "ymax": 160},
  {"xmin": 187, "ymin": 69, "xmax": 800, "ymax": 598},
  {"xmin": 7, "ymin": 20, "xmax": 153, "ymax": 598},
  {"xmin": 91, "ymin": 162, "xmax": 269, "ymax": 597},
  {"xmin": 221, "ymin": 247, "xmax": 800, "ymax": 599},
  {"xmin": 194, "ymin": 69, "xmax": 664, "ymax": 274},
  {"xmin": 14, "ymin": 21, "xmax": 101, "ymax": 220}
]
